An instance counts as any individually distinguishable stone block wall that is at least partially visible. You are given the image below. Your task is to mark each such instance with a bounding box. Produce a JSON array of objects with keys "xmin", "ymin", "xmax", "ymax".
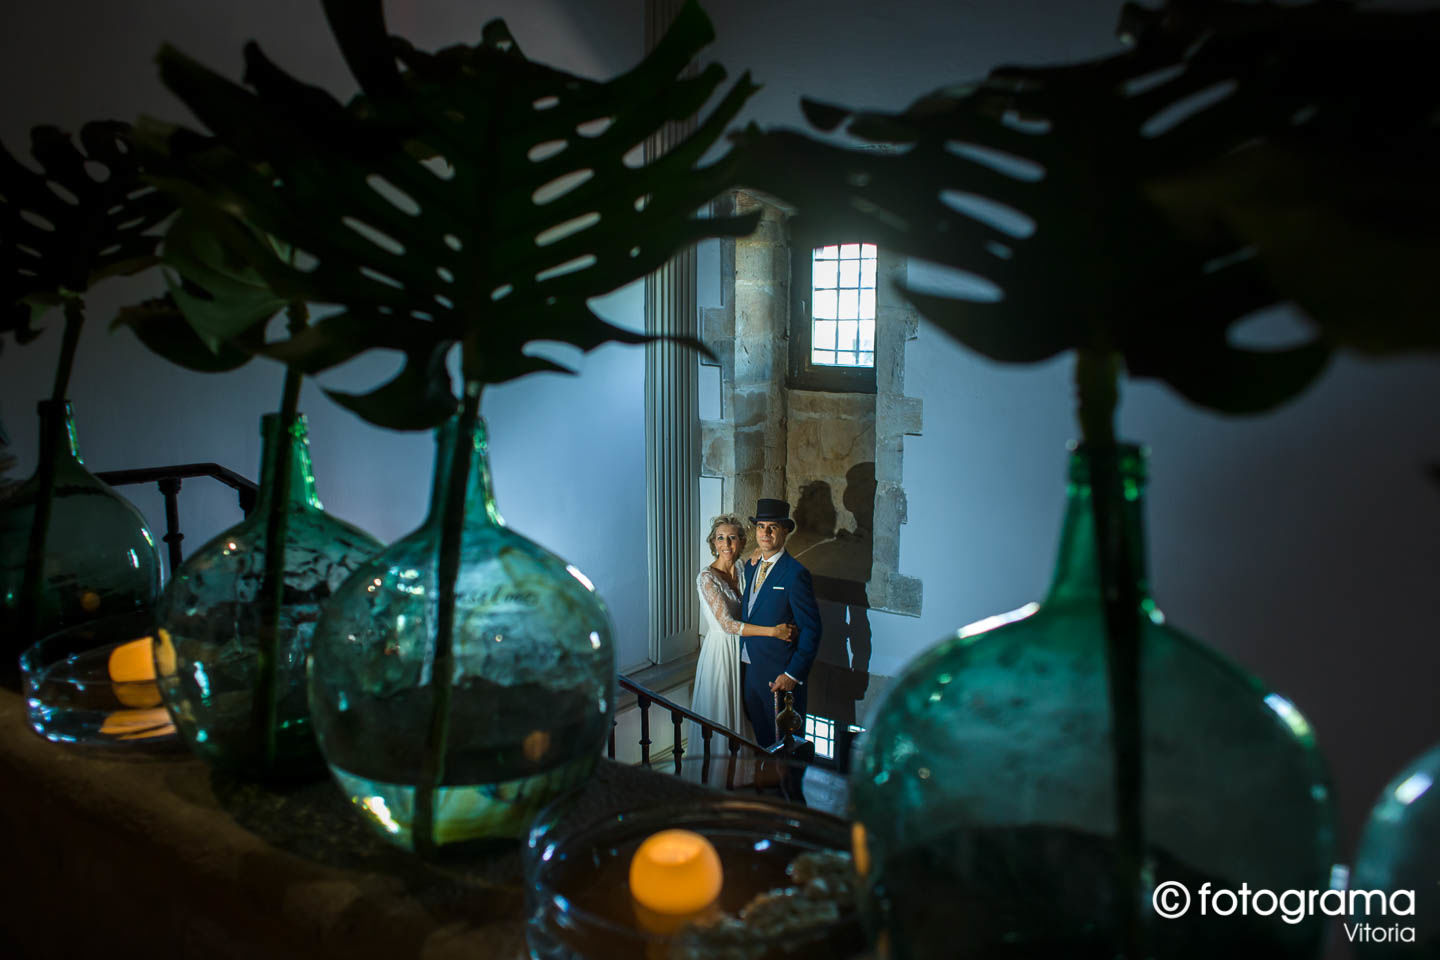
[
  {"xmin": 728, "ymin": 193, "xmax": 791, "ymax": 516},
  {"xmin": 699, "ymin": 190, "xmax": 922, "ymax": 617}
]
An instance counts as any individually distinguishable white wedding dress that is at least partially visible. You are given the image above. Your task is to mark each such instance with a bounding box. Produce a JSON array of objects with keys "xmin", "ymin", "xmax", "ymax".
[{"xmin": 687, "ymin": 566, "xmax": 748, "ymax": 759}]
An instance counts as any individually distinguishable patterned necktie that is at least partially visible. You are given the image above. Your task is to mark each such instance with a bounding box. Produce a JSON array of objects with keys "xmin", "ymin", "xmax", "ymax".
[
  {"xmin": 755, "ymin": 560, "xmax": 773, "ymax": 590},
  {"xmin": 749, "ymin": 560, "xmax": 773, "ymax": 614}
]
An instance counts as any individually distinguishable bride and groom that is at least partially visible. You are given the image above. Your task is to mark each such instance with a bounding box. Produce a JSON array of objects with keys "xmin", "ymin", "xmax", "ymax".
[{"xmin": 689, "ymin": 498, "xmax": 822, "ymax": 754}]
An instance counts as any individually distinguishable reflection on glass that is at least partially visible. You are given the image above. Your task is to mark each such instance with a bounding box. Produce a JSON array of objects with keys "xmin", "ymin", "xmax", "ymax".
[
  {"xmin": 1351, "ymin": 743, "xmax": 1440, "ymax": 957},
  {"xmin": 849, "ymin": 446, "xmax": 1336, "ymax": 958},
  {"xmin": 310, "ymin": 416, "xmax": 616, "ymax": 851},
  {"xmin": 153, "ymin": 414, "xmax": 383, "ymax": 779},
  {"xmin": 20, "ymin": 615, "xmax": 179, "ymax": 747},
  {"xmin": 0, "ymin": 401, "xmax": 161, "ymax": 660}
]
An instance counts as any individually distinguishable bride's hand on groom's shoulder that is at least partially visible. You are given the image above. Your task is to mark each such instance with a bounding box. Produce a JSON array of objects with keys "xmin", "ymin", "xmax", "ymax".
[{"xmin": 748, "ymin": 548, "xmax": 763, "ymax": 564}]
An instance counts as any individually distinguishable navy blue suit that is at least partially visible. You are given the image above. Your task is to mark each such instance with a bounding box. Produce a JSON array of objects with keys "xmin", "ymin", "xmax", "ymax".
[{"xmin": 740, "ymin": 550, "xmax": 822, "ymax": 748}]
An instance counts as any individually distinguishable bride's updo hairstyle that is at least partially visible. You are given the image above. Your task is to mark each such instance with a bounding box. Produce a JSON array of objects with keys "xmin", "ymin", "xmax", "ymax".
[{"xmin": 706, "ymin": 514, "xmax": 747, "ymax": 557}]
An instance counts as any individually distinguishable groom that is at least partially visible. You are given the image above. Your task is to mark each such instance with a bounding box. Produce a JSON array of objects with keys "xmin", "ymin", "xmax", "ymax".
[{"xmin": 740, "ymin": 498, "xmax": 822, "ymax": 748}]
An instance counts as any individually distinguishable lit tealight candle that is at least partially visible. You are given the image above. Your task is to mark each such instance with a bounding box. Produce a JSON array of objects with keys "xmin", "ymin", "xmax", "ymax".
[
  {"xmin": 104, "ymin": 636, "xmax": 175, "ymax": 739},
  {"xmin": 108, "ymin": 636, "xmax": 156, "ymax": 683},
  {"xmin": 629, "ymin": 829, "xmax": 723, "ymax": 928},
  {"xmin": 108, "ymin": 636, "xmax": 161, "ymax": 709}
]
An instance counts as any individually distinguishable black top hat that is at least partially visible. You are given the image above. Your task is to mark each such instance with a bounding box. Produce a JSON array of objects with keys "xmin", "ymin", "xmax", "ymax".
[{"xmin": 750, "ymin": 498, "xmax": 795, "ymax": 531}]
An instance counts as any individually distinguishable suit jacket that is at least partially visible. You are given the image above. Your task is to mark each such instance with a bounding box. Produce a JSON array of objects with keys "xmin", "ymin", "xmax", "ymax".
[{"xmin": 741, "ymin": 550, "xmax": 822, "ymax": 685}]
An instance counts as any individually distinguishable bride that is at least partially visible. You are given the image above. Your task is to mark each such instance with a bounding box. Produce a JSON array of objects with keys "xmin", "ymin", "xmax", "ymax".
[{"xmin": 688, "ymin": 514, "xmax": 795, "ymax": 760}]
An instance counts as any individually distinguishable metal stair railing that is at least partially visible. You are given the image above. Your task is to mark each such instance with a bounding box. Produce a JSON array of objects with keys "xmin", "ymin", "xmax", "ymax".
[
  {"xmin": 613, "ymin": 672, "xmax": 818, "ymax": 803},
  {"xmin": 97, "ymin": 463, "xmax": 258, "ymax": 570},
  {"xmin": 613, "ymin": 672, "xmax": 765, "ymax": 776}
]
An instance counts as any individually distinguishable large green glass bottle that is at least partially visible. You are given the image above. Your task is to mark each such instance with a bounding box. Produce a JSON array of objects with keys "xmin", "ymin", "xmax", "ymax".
[
  {"xmin": 309, "ymin": 415, "xmax": 615, "ymax": 851},
  {"xmin": 0, "ymin": 400, "xmax": 161, "ymax": 668},
  {"xmin": 153, "ymin": 414, "xmax": 382, "ymax": 778},
  {"xmin": 849, "ymin": 444, "xmax": 1337, "ymax": 959},
  {"xmin": 1350, "ymin": 743, "xmax": 1438, "ymax": 957}
]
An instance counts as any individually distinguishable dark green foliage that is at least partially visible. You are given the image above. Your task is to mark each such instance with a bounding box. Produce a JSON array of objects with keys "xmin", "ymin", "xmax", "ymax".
[
  {"xmin": 734, "ymin": 0, "xmax": 1440, "ymax": 414},
  {"xmin": 112, "ymin": 293, "xmax": 256, "ymax": 373},
  {"xmin": 0, "ymin": 121, "xmax": 175, "ymax": 351},
  {"xmin": 1135, "ymin": 0, "xmax": 1440, "ymax": 357},
  {"xmin": 0, "ymin": 415, "xmax": 16, "ymax": 496},
  {"xmin": 140, "ymin": 0, "xmax": 758, "ymax": 429}
]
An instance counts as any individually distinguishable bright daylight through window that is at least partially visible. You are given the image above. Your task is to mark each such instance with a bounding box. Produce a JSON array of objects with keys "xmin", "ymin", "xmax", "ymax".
[
  {"xmin": 810, "ymin": 243, "xmax": 876, "ymax": 368},
  {"xmin": 805, "ymin": 713, "xmax": 836, "ymax": 760}
]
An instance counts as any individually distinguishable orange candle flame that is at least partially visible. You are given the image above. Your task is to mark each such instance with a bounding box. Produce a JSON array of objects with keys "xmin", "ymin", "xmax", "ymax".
[
  {"xmin": 629, "ymin": 829, "xmax": 723, "ymax": 917},
  {"xmin": 105, "ymin": 636, "xmax": 174, "ymax": 737}
]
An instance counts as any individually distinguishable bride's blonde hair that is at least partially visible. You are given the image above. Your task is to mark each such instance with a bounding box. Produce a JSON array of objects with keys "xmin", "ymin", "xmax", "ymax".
[{"xmin": 706, "ymin": 514, "xmax": 747, "ymax": 558}]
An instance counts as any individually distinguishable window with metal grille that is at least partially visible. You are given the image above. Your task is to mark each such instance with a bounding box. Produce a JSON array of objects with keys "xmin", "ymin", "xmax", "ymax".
[
  {"xmin": 810, "ymin": 243, "xmax": 876, "ymax": 368},
  {"xmin": 790, "ymin": 239, "xmax": 878, "ymax": 393},
  {"xmin": 805, "ymin": 713, "xmax": 836, "ymax": 760}
]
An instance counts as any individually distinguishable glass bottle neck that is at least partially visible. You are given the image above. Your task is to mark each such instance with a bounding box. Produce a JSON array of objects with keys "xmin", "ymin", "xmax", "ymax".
[
  {"xmin": 427, "ymin": 414, "xmax": 504, "ymax": 529},
  {"xmin": 254, "ymin": 414, "xmax": 323, "ymax": 512},
  {"xmin": 1043, "ymin": 443, "xmax": 1151, "ymax": 606},
  {"xmin": 36, "ymin": 400, "xmax": 84, "ymax": 469}
]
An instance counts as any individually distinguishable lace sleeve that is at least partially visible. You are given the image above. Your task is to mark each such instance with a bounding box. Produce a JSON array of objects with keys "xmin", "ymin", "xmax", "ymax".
[{"xmin": 697, "ymin": 570, "xmax": 745, "ymax": 635}]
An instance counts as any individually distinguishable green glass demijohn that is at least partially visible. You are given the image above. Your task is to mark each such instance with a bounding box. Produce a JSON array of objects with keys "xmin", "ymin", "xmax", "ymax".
[
  {"xmin": 153, "ymin": 413, "xmax": 382, "ymax": 778},
  {"xmin": 848, "ymin": 444, "xmax": 1337, "ymax": 959},
  {"xmin": 1350, "ymin": 742, "xmax": 1439, "ymax": 957},
  {"xmin": 309, "ymin": 415, "xmax": 616, "ymax": 852},
  {"xmin": 0, "ymin": 400, "xmax": 161, "ymax": 663}
]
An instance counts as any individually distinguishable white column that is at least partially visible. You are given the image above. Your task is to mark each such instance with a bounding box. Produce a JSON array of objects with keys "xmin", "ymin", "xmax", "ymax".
[{"xmin": 644, "ymin": 0, "xmax": 699, "ymax": 664}]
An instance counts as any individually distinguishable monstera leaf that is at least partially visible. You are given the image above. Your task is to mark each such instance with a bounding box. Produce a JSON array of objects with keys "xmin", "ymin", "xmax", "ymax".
[
  {"xmin": 140, "ymin": 0, "xmax": 759, "ymax": 429},
  {"xmin": 113, "ymin": 188, "xmax": 300, "ymax": 372},
  {"xmin": 113, "ymin": 291, "xmax": 258, "ymax": 373},
  {"xmin": 731, "ymin": 0, "xmax": 1440, "ymax": 414},
  {"xmin": 0, "ymin": 121, "xmax": 176, "ymax": 350},
  {"xmin": 1139, "ymin": 3, "xmax": 1440, "ymax": 357}
]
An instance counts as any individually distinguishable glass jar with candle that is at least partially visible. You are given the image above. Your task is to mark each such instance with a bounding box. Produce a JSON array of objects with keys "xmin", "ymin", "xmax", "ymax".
[
  {"xmin": 525, "ymin": 797, "xmax": 864, "ymax": 960},
  {"xmin": 153, "ymin": 413, "xmax": 382, "ymax": 779},
  {"xmin": 19, "ymin": 611, "xmax": 177, "ymax": 747},
  {"xmin": 0, "ymin": 400, "xmax": 161, "ymax": 676},
  {"xmin": 848, "ymin": 444, "xmax": 1337, "ymax": 959},
  {"xmin": 308, "ymin": 414, "xmax": 616, "ymax": 852}
]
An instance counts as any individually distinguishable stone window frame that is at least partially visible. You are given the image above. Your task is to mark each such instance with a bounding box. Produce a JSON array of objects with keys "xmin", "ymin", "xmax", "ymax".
[{"xmin": 788, "ymin": 225, "xmax": 878, "ymax": 395}]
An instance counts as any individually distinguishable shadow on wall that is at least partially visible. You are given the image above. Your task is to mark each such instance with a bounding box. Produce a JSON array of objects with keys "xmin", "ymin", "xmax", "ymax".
[
  {"xmin": 789, "ymin": 462, "xmax": 877, "ymax": 587},
  {"xmin": 788, "ymin": 462, "xmax": 878, "ymax": 734},
  {"xmin": 810, "ymin": 580, "xmax": 873, "ymax": 735}
]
